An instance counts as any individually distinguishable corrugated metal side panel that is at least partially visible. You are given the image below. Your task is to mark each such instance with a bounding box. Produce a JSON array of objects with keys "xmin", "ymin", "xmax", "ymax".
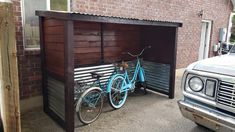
[
  {"xmin": 143, "ymin": 61, "xmax": 170, "ymax": 93},
  {"xmin": 74, "ymin": 61, "xmax": 170, "ymax": 93},
  {"xmin": 74, "ymin": 64, "xmax": 115, "ymax": 86},
  {"xmin": 47, "ymin": 75, "xmax": 65, "ymax": 120}
]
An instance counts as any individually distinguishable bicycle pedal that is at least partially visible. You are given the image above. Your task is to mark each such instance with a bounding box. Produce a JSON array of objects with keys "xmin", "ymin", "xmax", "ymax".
[{"xmin": 130, "ymin": 89, "xmax": 135, "ymax": 93}]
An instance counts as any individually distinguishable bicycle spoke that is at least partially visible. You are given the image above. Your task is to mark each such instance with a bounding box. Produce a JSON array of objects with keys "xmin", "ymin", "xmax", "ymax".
[{"xmin": 78, "ymin": 89, "xmax": 103, "ymax": 124}]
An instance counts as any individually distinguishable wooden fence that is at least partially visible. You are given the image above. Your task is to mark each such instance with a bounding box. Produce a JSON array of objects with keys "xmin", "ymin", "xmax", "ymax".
[{"xmin": 0, "ymin": 1, "xmax": 21, "ymax": 132}]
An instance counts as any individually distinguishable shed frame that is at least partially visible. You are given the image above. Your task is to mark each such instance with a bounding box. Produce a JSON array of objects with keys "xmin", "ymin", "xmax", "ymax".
[{"xmin": 36, "ymin": 10, "xmax": 182, "ymax": 132}]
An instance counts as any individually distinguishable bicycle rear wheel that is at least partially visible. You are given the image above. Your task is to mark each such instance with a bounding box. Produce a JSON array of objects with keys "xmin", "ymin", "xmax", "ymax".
[
  {"xmin": 108, "ymin": 75, "xmax": 128, "ymax": 109},
  {"xmin": 76, "ymin": 87, "xmax": 103, "ymax": 124}
]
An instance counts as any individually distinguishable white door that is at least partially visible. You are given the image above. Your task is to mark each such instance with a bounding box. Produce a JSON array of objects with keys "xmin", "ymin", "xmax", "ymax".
[{"xmin": 198, "ymin": 20, "xmax": 212, "ymax": 60}]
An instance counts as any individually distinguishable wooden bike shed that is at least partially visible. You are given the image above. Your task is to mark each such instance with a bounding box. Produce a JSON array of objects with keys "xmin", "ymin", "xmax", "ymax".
[{"xmin": 36, "ymin": 10, "xmax": 182, "ymax": 132}]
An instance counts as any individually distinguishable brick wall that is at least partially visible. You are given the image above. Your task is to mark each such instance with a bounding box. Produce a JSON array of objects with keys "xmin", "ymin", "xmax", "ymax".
[
  {"xmin": 12, "ymin": 0, "xmax": 232, "ymax": 100},
  {"xmin": 12, "ymin": 0, "xmax": 42, "ymax": 99}
]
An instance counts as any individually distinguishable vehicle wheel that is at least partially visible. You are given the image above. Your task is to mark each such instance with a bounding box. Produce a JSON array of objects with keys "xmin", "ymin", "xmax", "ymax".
[
  {"xmin": 76, "ymin": 87, "xmax": 103, "ymax": 124},
  {"xmin": 108, "ymin": 75, "xmax": 128, "ymax": 109}
]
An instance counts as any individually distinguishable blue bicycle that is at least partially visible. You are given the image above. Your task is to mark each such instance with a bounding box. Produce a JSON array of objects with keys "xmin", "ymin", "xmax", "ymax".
[
  {"xmin": 75, "ymin": 72, "xmax": 105, "ymax": 124},
  {"xmin": 75, "ymin": 46, "xmax": 150, "ymax": 124},
  {"xmin": 107, "ymin": 46, "xmax": 151, "ymax": 109}
]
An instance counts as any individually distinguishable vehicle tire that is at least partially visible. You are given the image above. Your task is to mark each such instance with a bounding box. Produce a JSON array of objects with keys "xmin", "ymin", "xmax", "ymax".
[
  {"xmin": 108, "ymin": 75, "xmax": 128, "ymax": 109},
  {"xmin": 76, "ymin": 87, "xmax": 103, "ymax": 124}
]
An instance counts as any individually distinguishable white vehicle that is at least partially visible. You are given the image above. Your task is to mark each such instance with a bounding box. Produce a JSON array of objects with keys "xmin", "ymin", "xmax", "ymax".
[{"xmin": 178, "ymin": 46, "xmax": 235, "ymax": 131}]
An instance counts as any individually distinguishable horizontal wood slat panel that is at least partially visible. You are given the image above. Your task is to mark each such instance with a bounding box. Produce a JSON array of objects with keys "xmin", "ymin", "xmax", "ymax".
[
  {"xmin": 73, "ymin": 41, "xmax": 101, "ymax": 48},
  {"xmin": 74, "ymin": 35, "xmax": 101, "ymax": 42},
  {"xmin": 73, "ymin": 47, "xmax": 100, "ymax": 53},
  {"xmin": 44, "ymin": 35, "xmax": 65, "ymax": 43},
  {"xmin": 44, "ymin": 19, "xmax": 65, "ymax": 77},
  {"xmin": 103, "ymin": 24, "xmax": 140, "ymax": 63},
  {"xmin": 44, "ymin": 26, "xmax": 64, "ymax": 35},
  {"xmin": 73, "ymin": 22, "xmax": 141, "ymax": 66},
  {"xmin": 44, "ymin": 18, "xmax": 64, "ymax": 27},
  {"xmin": 74, "ymin": 21, "xmax": 101, "ymax": 29},
  {"xmin": 74, "ymin": 21, "xmax": 101, "ymax": 66}
]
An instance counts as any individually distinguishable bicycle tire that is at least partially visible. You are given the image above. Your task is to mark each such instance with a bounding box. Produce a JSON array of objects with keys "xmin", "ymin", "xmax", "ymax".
[
  {"xmin": 76, "ymin": 87, "xmax": 103, "ymax": 124},
  {"xmin": 108, "ymin": 75, "xmax": 128, "ymax": 109}
]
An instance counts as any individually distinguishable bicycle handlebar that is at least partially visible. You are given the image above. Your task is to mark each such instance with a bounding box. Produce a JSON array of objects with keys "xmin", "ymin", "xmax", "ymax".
[{"xmin": 127, "ymin": 45, "xmax": 151, "ymax": 58}]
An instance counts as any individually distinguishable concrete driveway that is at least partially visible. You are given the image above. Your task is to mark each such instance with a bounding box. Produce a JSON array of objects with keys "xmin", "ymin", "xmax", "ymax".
[{"xmin": 21, "ymin": 69, "xmax": 212, "ymax": 132}]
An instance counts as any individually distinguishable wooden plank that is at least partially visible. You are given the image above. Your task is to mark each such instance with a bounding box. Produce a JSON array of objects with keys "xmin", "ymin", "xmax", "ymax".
[
  {"xmin": 44, "ymin": 19, "xmax": 65, "ymax": 80},
  {"xmin": 74, "ymin": 21, "xmax": 101, "ymax": 29},
  {"xmin": 64, "ymin": 20, "xmax": 74, "ymax": 132},
  {"xmin": 45, "ymin": 44, "xmax": 64, "ymax": 52},
  {"xmin": 39, "ymin": 16, "xmax": 49, "ymax": 122},
  {"xmin": 73, "ymin": 41, "xmax": 101, "ymax": 48},
  {"xmin": 44, "ymin": 35, "xmax": 64, "ymax": 43},
  {"xmin": 73, "ymin": 35, "xmax": 101, "ymax": 42},
  {"xmin": 100, "ymin": 23, "xmax": 104, "ymax": 63},
  {"xmin": 0, "ymin": 2, "xmax": 21, "ymax": 132},
  {"xmin": 73, "ymin": 22, "xmax": 102, "ymax": 66},
  {"xmin": 169, "ymin": 28, "xmax": 178, "ymax": 99},
  {"xmin": 44, "ymin": 18, "xmax": 64, "ymax": 27},
  {"xmin": 104, "ymin": 23, "xmax": 140, "ymax": 30},
  {"xmin": 44, "ymin": 26, "xmax": 64, "ymax": 35},
  {"xmin": 73, "ymin": 22, "xmax": 141, "ymax": 66},
  {"xmin": 74, "ymin": 29, "xmax": 100, "ymax": 36},
  {"xmin": 73, "ymin": 47, "xmax": 101, "ymax": 53}
]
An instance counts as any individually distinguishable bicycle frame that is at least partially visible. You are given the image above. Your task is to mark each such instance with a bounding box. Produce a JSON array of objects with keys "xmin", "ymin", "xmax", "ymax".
[
  {"xmin": 122, "ymin": 58, "xmax": 145, "ymax": 91},
  {"xmin": 82, "ymin": 90, "xmax": 102, "ymax": 108},
  {"xmin": 107, "ymin": 58, "xmax": 145, "ymax": 93}
]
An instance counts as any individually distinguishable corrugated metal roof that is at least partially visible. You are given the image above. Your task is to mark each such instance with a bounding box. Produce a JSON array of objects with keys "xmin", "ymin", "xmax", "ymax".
[
  {"xmin": 36, "ymin": 10, "xmax": 183, "ymax": 27},
  {"xmin": 73, "ymin": 11, "xmax": 183, "ymax": 24}
]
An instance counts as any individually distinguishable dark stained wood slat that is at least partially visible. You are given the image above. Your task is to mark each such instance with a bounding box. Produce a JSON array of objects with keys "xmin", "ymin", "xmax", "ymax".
[
  {"xmin": 74, "ymin": 29, "xmax": 100, "ymax": 35},
  {"xmin": 44, "ymin": 36, "xmax": 64, "ymax": 43},
  {"xmin": 45, "ymin": 44, "xmax": 64, "ymax": 52},
  {"xmin": 64, "ymin": 20, "xmax": 74, "ymax": 132},
  {"xmin": 74, "ymin": 21, "xmax": 101, "ymax": 29},
  {"xmin": 73, "ymin": 47, "xmax": 101, "ymax": 54},
  {"xmin": 44, "ymin": 27, "xmax": 64, "ymax": 35},
  {"xmin": 44, "ymin": 17, "xmax": 65, "ymax": 88},
  {"xmin": 73, "ymin": 35, "xmax": 101, "ymax": 42},
  {"xmin": 73, "ymin": 41, "xmax": 101, "ymax": 48},
  {"xmin": 44, "ymin": 19, "xmax": 65, "ymax": 27}
]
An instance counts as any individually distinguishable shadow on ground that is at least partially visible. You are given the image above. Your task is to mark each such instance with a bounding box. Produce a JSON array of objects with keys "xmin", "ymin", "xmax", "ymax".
[{"xmin": 21, "ymin": 71, "xmax": 212, "ymax": 132}]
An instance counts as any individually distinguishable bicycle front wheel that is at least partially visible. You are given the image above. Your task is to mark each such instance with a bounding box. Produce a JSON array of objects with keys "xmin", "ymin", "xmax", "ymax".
[
  {"xmin": 108, "ymin": 75, "xmax": 128, "ymax": 109},
  {"xmin": 76, "ymin": 87, "xmax": 103, "ymax": 124}
]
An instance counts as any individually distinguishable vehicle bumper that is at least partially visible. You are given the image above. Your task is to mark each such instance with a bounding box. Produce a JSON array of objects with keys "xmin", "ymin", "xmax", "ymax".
[{"xmin": 178, "ymin": 100, "xmax": 235, "ymax": 131}]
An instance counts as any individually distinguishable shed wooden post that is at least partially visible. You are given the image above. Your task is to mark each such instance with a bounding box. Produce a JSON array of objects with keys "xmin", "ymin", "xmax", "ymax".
[
  {"xmin": 169, "ymin": 28, "xmax": 178, "ymax": 99},
  {"xmin": 64, "ymin": 20, "xmax": 74, "ymax": 132},
  {"xmin": 0, "ymin": 1, "xmax": 21, "ymax": 132}
]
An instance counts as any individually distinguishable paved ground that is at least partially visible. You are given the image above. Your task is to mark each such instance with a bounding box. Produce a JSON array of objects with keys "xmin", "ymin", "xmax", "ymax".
[{"xmin": 21, "ymin": 70, "xmax": 212, "ymax": 132}]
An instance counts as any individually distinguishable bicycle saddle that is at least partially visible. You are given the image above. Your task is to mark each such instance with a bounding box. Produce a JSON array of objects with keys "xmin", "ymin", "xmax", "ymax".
[
  {"xmin": 90, "ymin": 72, "xmax": 104, "ymax": 79},
  {"xmin": 117, "ymin": 62, "xmax": 129, "ymax": 69}
]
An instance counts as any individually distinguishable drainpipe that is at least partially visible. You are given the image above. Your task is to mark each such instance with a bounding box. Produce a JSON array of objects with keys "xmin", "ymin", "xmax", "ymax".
[{"xmin": 231, "ymin": 0, "xmax": 235, "ymax": 11}]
